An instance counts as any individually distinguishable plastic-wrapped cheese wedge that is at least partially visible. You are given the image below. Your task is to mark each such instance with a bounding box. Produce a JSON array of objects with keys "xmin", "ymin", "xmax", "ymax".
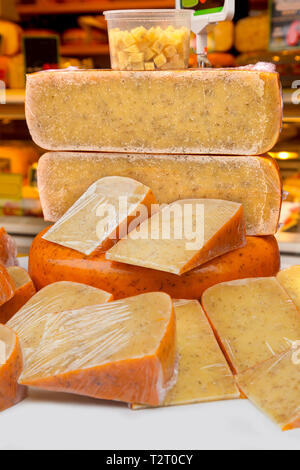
[
  {"xmin": 7, "ymin": 281, "xmax": 113, "ymax": 362},
  {"xmin": 0, "ymin": 267, "xmax": 36, "ymax": 324},
  {"xmin": 43, "ymin": 176, "xmax": 157, "ymax": 255},
  {"xmin": 19, "ymin": 293, "xmax": 176, "ymax": 406},
  {"xmin": 106, "ymin": 199, "xmax": 246, "ymax": 275},
  {"xmin": 277, "ymin": 266, "xmax": 300, "ymax": 309},
  {"xmin": 0, "ymin": 227, "xmax": 18, "ymax": 267},
  {"xmin": 237, "ymin": 346, "xmax": 300, "ymax": 431},
  {"xmin": 133, "ymin": 300, "xmax": 239, "ymax": 409},
  {"xmin": 202, "ymin": 277, "xmax": 300, "ymax": 374},
  {"xmin": 26, "ymin": 68, "xmax": 282, "ymax": 155},
  {"xmin": 0, "ymin": 325, "xmax": 27, "ymax": 412},
  {"xmin": 0, "ymin": 264, "xmax": 15, "ymax": 308},
  {"xmin": 29, "ymin": 229, "xmax": 280, "ymax": 300},
  {"xmin": 38, "ymin": 153, "xmax": 282, "ymax": 236}
]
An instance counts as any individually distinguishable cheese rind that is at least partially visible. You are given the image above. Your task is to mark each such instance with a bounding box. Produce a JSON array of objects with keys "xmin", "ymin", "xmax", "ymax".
[
  {"xmin": 37, "ymin": 152, "xmax": 282, "ymax": 236},
  {"xmin": 0, "ymin": 264, "xmax": 15, "ymax": 308},
  {"xmin": 43, "ymin": 176, "xmax": 157, "ymax": 255},
  {"xmin": 106, "ymin": 199, "xmax": 246, "ymax": 275},
  {"xmin": 202, "ymin": 277, "xmax": 300, "ymax": 374},
  {"xmin": 133, "ymin": 300, "xmax": 239, "ymax": 409},
  {"xmin": 29, "ymin": 229, "xmax": 280, "ymax": 300},
  {"xmin": 237, "ymin": 347, "xmax": 300, "ymax": 431},
  {"xmin": 0, "ymin": 227, "xmax": 18, "ymax": 267},
  {"xmin": 277, "ymin": 266, "xmax": 300, "ymax": 309},
  {"xmin": 26, "ymin": 69, "xmax": 282, "ymax": 155},
  {"xmin": 19, "ymin": 292, "xmax": 177, "ymax": 406}
]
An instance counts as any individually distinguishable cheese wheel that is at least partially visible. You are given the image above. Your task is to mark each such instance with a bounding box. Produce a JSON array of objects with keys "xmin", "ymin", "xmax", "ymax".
[
  {"xmin": 277, "ymin": 266, "xmax": 300, "ymax": 309},
  {"xmin": 235, "ymin": 16, "xmax": 269, "ymax": 53},
  {"xmin": 28, "ymin": 229, "xmax": 280, "ymax": 300},
  {"xmin": 0, "ymin": 325, "xmax": 26, "ymax": 412},
  {"xmin": 0, "ymin": 21, "xmax": 22, "ymax": 56},
  {"xmin": 0, "ymin": 227, "xmax": 18, "ymax": 267},
  {"xmin": 0, "ymin": 264, "xmax": 15, "ymax": 308}
]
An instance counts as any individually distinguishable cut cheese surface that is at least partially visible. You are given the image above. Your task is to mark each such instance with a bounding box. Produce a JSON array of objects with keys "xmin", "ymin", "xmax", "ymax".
[
  {"xmin": 0, "ymin": 227, "xmax": 18, "ymax": 267},
  {"xmin": 26, "ymin": 69, "xmax": 282, "ymax": 155},
  {"xmin": 43, "ymin": 176, "xmax": 157, "ymax": 255},
  {"xmin": 277, "ymin": 266, "xmax": 300, "ymax": 309},
  {"xmin": 0, "ymin": 325, "xmax": 27, "ymax": 412},
  {"xmin": 19, "ymin": 292, "xmax": 176, "ymax": 406},
  {"xmin": 237, "ymin": 346, "xmax": 300, "ymax": 431},
  {"xmin": 0, "ymin": 267, "xmax": 36, "ymax": 324},
  {"xmin": 29, "ymin": 229, "xmax": 280, "ymax": 300},
  {"xmin": 0, "ymin": 264, "xmax": 15, "ymax": 308},
  {"xmin": 7, "ymin": 281, "xmax": 113, "ymax": 363},
  {"xmin": 106, "ymin": 199, "xmax": 246, "ymax": 275},
  {"xmin": 38, "ymin": 152, "xmax": 282, "ymax": 236},
  {"xmin": 133, "ymin": 300, "xmax": 239, "ymax": 409},
  {"xmin": 202, "ymin": 277, "xmax": 300, "ymax": 374}
]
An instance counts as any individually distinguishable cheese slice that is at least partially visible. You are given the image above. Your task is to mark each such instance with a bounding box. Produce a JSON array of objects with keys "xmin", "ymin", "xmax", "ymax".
[
  {"xmin": 201, "ymin": 277, "xmax": 300, "ymax": 374},
  {"xmin": 237, "ymin": 346, "xmax": 300, "ymax": 431},
  {"xmin": 7, "ymin": 281, "xmax": 113, "ymax": 363},
  {"xmin": 0, "ymin": 267, "xmax": 36, "ymax": 324},
  {"xmin": 133, "ymin": 300, "xmax": 239, "ymax": 409},
  {"xmin": 106, "ymin": 199, "xmax": 246, "ymax": 275},
  {"xmin": 277, "ymin": 266, "xmax": 300, "ymax": 309},
  {"xmin": 26, "ymin": 68, "xmax": 282, "ymax": 155},
  {"xmin": 43, "ymin": 176, "xmax": 157, "ymax": 255},
  {"xmin": 0, "ymin": 325, "xmax": 26, "ymax": 412},
  {"xmin": 19, "ymin": 292, "xmax": 176, "ymax": 406},
  {"xmin": 38, "ymin": 153, "xmax": 282, "ymax": 236}
]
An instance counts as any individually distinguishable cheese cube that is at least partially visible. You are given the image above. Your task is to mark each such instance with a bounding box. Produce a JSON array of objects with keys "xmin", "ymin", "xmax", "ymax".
[
  {"xmin": 128, "ymin": 52, "xmax": 144, "ymax": 64},
  {"xmin": 164, "ymin": 45, "xmax": 177, "ymax": 58},
  {"xmin": 144, "ymin": 48, "xmax": 155, "ymax": 61},
  {"xmin": 154, "ymin": 53, "xmax": 167, "ymax": 68},
  {"xmin": 124, "ymin": 44, "xmax": 140, "ymax": 54},
  {"xmin": 131, "ymin": 26, "xmax": 147, "ymax": 42},
  {"xmin": 145, "ymin": 62, "xmax": 155, "ymax": 71},
  {"xmin": 277, "ymin": 266, "xmax": 300, "ymax": 309}
]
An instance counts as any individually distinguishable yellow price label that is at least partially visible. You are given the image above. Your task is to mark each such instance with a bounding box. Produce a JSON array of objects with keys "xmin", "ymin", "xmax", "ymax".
[{"xmin": 0, "ymin": 173, "xmax": 23, "ymax": 200}]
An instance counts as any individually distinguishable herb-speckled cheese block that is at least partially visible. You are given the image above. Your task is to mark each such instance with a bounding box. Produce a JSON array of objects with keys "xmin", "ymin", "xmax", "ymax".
[
  {"xmin": 277, "ymin": 266, "xmax": 300, "ymax": 309},
  {"xmin": 133, "ymin": 300, "xmax": 239, "ymax": 409},
  {"xmin": 26, "ymin": 69, "xmax": 282, "ymax": 155},
  {"xmin": 18, "ymin": 292, "xmax": 177, "ymax": 407},
  {"xmin": 202, "ymin": 277, "xmax": 300, "ymax": 374}
]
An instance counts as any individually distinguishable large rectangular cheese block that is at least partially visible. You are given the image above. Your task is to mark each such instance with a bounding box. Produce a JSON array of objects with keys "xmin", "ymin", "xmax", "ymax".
[
  {"xmin": 19, "ymin": 292, "xmax": 177, "ymax": 406},
  {"xmin": 237, "ymin": 346, "xmax": 300, "ymax": 431},
  {"xmin": 43, "ymin": 176, "xmax": 157, "ymax": 255},
  {"xmin": 37, "ymin": 153, "xmax": 282, "ymax": 236},
  {"xmin": 133, "ymin": 300, "xmax": 239, "ymax": 409},
  {"xmin": 277, "ymin": 266, "xmax": 300, "ymax": 309},
  {"xmin": 106, "ymin": 199, "xmax": 246, "ymax": 275},
  {"xmin": 26, "ymin": 68, "xmax": 282, "ymax": 155},
  {"xmin": 201, "ymin": 277, "xmax": 300, "ymax": 374},
  {"xmin": 29, "ymin": 229, "xmax": 280, "ymax": 300},
  {"xmin": 8, "ymin": 281, "xmax": 113, "ymax": 363}
]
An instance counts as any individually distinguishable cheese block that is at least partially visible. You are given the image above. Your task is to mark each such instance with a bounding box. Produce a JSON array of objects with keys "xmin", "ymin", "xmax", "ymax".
[
  {"xmin": 0, "ymin": 21, "xmax": 22, "ymax": 56},
  {"xmin": 202, "ymin": 277, "xmax": 300, "ymax": 374},
  {"xmin": 277, "ymin": 266, "xmax": 300, "ymax": 309},
  {"xmin": 43, "ymin": 176, "xmax": 157, "ymax": 255},
  {"xmin": 106, "ymin": 199, "xmax": 246, "ymax": 275},
  {"xmin": 0, "ymin": 264, "xmax": 15, "ymax": 308},
  {"xmin": 29, "ymin": 229, "xmax": 280, "ymax": 300},
  {"xmin": 0, "ymin": 267, "xmax": 36, "ymax": 324},
  {"xmin": 37, "ymin": 153, "xmax": 282, "ymax": 236},
  {"xmin": 0, "ymin": 227, "xmax": 18, "ymax": 267},
  {"xmin": 0, "ymin": 325, "xmax": 27, "ymax": 412},
  {"xmin": 237, "ymin": 346, "xmax": 300, "ymax": 431},
  {"xmin": 19, "ymin": 292, "xmax": 177, "ymax": 406},
  {"xmin": 7, "ymin": 281, "xmax": 113, "ymax": 363},
  {"xmin": 26, "ymin": 68, "xmax": 282, "ymax": 155},
  {"xmin": 235, "ymin": 16, "xmax": 269, "ymax": 53},
  {"xmin": 133, "ymin": 300, "xmax": 239, "ymax": 409}
]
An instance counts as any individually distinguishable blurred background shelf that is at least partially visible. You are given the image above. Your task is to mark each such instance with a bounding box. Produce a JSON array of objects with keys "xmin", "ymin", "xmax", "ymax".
[{"xmin": 60, "ymin": 43, "xmax": 110, "ymax": 56}]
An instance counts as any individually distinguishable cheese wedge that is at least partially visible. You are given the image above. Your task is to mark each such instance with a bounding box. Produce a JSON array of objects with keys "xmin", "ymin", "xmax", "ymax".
[
  {"xmin": 29, "ymin": 229, "xmax": 280, "ymax": 300},
  {"xmin": 0, "ymin": 227, "xmax": 18, "ymax": 267},
  {"xmin": 202, "ymin": 277, "xmax": 300, "ymax": 374},
  {"xmin": 38, "ymin": 153, "xmax": 282, "ymax": 236},
  {"xmin": 0, "ymin": 264, "xmax": 15, "ymax": 308},
  {"xmin": 237, "ymin": 346, "xmax": 300, "ymax": 431},
  {"xmin": 19, "ymin": 292, "xmax": 176, "ymax": 406},
  {"xmin": 133, "ymin": 300, "xmax": 239, "ymax": 409},
  {"xmin": 26, "ymin": 68, "xmax": 282, "ymax": 155},
  {"xmin": 43, "ymin": 176, "xmax": 157, "ymax": 255},
  {"xmin": 106, "ymin": 199, "xmax": 246, "ymax": 275},
  {"xmin": 0, "ymin": 325, "xmax": 27, "ymax": 412},
  {"xmin": 277, "ymin": 266, "xmax": 300, "ymax": 309},
  {"xmin": 7, "ymin": 281, "xmax": 113, "ymax": 363},
  {"xmin": 0, "ymin": 267, "xmax": 36, "ymax": 324}
]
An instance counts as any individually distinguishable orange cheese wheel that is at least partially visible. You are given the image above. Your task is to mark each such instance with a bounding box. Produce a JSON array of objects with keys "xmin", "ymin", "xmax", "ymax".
[
  {"xmin": 0, "ymin": 264, "xmax": 15, "ymax": 308},
  {"xmin": 29, "ymin": 228, "xmax": 280, "ymax": 300},
  {"xmin": 0, "ymin": 228, "xmax": 18, "ymax": 267}
]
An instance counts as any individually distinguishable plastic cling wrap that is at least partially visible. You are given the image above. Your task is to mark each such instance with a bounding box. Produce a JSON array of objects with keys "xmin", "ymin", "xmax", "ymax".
[
  {"xmin": 26, "ymin": 68, "xmax": 282, "ymax": 155},
  {"xmin": 29, "ymin": 230, "xmax": 280, "ymax": 300},
  {"xmin": 202, "ymin": 277, "xmax": 300, "ymax": 374},
  {"xmin": 43, "ymin": 176, "xmax": 157, "ymax": 256},
  {"xmin": 19, "ymin": 292, "xmax": 177, "ymax": 406},
  {"xmin": 106, "ymin": 199, "xmax": 246, "ymax": 275},
  {"xmin": 277, "ymin": 266, "xmax": 300, "ymax": 309},
  {"xmin": 133, "ymin": 300, "xmax": 239, "ymax": 409}
]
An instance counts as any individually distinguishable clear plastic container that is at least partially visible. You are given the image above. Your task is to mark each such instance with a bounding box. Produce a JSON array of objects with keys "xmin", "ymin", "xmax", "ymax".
[{"xmin": 104, "ymin": 10, "xmax": 192, "ymax": 71}]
